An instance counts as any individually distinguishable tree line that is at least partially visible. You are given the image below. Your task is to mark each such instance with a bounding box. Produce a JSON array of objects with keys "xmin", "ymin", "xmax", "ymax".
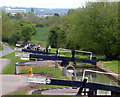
[
  {"xmin": 2, "ymin": 12, "xmax": 37, "ymax": 45},
  {"xmin": 48, "ymin": 2, "xmax": 120, "ymax": 60}
]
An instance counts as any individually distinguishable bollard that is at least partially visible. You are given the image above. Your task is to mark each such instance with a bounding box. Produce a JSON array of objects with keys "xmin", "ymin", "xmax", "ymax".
[
  {"xmin": 28, "ymin": 68, "xmax": 34, "ymax": 76},
  {"xmin": 15, "ymin": 66, "xmax": 19, "ymax": 74},
  {"xmin": 91, "ymin": 57, "xmax": 97, "ymax": 65},
  {"xmin": 62, "ymin": 67, "xmax": 66, "ymax": 76},
  {"xmin": 55, "ymin": 60, "xmax": 58, "ymax": 68},
  {"xmin": 71, "ymin": 76, "xmax": 77, "ymax": 81},
  {"xmin": 55, "ymin": 49, "xmax": 59, "ymax": 68},
  {"xmin": 71, "ymin": 75, "xmax": 77, "ymax": 89}
]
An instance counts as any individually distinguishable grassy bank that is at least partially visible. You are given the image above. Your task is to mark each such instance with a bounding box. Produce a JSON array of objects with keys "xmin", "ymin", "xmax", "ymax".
[
  {"xmin": 2, "ymin": 51, "xmax": 68, "ymax": 80},
  {"xmin": 101, "ymin": 61, "xmax": 119, "ymax": 74},
  {"xmin": 32, "ymin": 27, "xmax": 49, "ymax": 46},
  {"xmin": 2, "ymin": 52, "xmax": 25, "ymax": 74},
  {"xmin": 20, "ymin": 65, "xmax": 68, "ymax": 79}
]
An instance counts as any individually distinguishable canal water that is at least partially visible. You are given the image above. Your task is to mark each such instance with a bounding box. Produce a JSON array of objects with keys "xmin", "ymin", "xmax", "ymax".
[{"xmin": 75, "ymin": 67, "xmax": 119, "ymax": 95}]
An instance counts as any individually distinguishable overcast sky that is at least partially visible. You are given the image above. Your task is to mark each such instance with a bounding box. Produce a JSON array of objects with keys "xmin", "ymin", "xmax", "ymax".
[{"xmin": 0, "ymin": 0, "xmax": 89, "ymax": 8}]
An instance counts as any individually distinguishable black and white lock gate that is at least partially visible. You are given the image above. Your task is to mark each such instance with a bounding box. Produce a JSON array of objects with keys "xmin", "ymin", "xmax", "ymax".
[
  {"xmin": 22, "ymin": 49, "xmax": 57, "ymax": 55},
  {"xmin": 29, "ymin": 54, "xmax": 96, "ymax": 65},
  {"xmin": 23, "ymin": 49, "xmax": 96, "ymax": 65},
  {"xmin": 28, "ymin": 77, "xmax": 120, "ymax": 95}
]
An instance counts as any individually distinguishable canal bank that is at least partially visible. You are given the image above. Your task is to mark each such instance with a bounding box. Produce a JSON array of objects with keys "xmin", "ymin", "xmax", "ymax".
[{"xmin": 97, "ymin": 62, "xmax": 120, "ymax": 84}]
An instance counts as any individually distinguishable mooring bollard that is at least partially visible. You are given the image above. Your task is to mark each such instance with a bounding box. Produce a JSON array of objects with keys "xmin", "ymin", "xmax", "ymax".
[
  {"xmin": 62, "ymin": 67, "xmax": 66, "ymax": 76},
  {"xmin": 71, "ymin": 71, "xmax": 77, "ymax": 89},
  {"xmin": 71, "ymin": 76, "xmax": 77, "ymax": 81},
  {"xmin": 28, "ymin": 68, "xmax": 34, "ymax": 76}
]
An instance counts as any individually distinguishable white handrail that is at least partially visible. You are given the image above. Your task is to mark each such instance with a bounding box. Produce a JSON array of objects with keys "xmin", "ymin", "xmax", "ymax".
[
  {"xmin": 75, "ymin": 50, "xmax": 92, "ymax": 60},
  {"xmin": 66, "ymin": 65, "xmax": 77, "ymax": 77},
  {"xmin": 82, "ymin": 69, "xmax": 119, "ymax": 81},
  {"xmin": 58, "ymin": 48, "xmax": 93, "ymax": 60}
]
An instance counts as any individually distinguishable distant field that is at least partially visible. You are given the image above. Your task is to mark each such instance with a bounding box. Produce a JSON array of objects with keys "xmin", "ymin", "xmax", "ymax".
[{"xmin": 32, "ymin": 27, "xmax": 49, "ymax": 46}]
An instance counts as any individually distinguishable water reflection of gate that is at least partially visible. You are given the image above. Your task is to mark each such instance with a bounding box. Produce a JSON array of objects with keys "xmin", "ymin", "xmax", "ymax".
[{"xmin": 82, "ymin": 69, "xmax": 119, "ymax": 85}]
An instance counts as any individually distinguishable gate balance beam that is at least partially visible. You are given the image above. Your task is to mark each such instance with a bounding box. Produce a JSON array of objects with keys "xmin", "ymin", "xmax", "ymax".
[
  {"xmin": 77, "ymin": 78, "xmax": 87, "ymax": 95},
  {"xmin": 48, "ymin": 79, "xmax": 120, "ymax": 92},
  {"xmin": 30, "ymin": 54, "xmax": 96, "ymax": 65},
  {"xmin": 22, "ymin": 49, "xmax": 57, "ymax": 55}
]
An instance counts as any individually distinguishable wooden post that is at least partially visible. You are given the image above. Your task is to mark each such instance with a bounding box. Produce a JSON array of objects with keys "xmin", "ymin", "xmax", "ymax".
[
  {"xmin": 15, "ymin": 65, "xmax": 19, "ymax": 74},
  {"xmin": 88, "ymin": 90, "xmax": 94, "ymax": 96},
  {"xmin": 55, "ymin": 49, "xmax": 59, "ymax": 68},
  {"xmin": 91, "ymin": 57, "xmax": 96, "ymax": 65},
  {"xmin": 71, "ymin": 76, "xmax": 77, "ymax": 81},
  {"xmin": 62, "ymin": 67, "xmax": 66, "ymax": 76},
  {"xmin": 88, "ymin": 89, "xmax": 97, "ymax": 96},
  {"xmin": 77, "ymin": 78, "xmax": 87, "ymax": 95},
  {"xmin": 55, "ymin": 60, "xmax": 58, "ymax": 68}
]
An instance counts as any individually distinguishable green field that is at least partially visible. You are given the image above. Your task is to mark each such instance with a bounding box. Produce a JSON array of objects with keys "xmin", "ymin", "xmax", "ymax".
[{"xmin": 32, "ymin": 27, "xmax": 49, "ymax": 46}]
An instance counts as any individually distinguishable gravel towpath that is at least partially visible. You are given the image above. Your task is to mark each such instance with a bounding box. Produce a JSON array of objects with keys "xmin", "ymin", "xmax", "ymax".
[
  {"xmin": 0, "ymin": 44, "xmax": 15, "ymax": 57},
  {"xmin": 1, "ymin": 75, "xmax": 28, "ymax": 95}
]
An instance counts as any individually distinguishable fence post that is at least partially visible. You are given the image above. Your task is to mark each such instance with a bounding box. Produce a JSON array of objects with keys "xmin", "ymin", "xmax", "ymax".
[
  {"xmin": 91, "ymin": 57, "xmax": 97, "ymax": 65},
  {"xmin": 55, "ymin": 49, "xmax": 59, "ymax": 68},
  {"xmin": 15, "ymin": 63, "xmax": 19, "ymax": 74},
  {"xmin": 55, "ymin": 60, "xmax": 58, "ymax": 68},
  {"xmin": 62, "ymin": 67, "xmax": 66, "ymax": 76},
  {"xmin": 77, "ymin": 78, "xmax": 87, "ymax": 95}
]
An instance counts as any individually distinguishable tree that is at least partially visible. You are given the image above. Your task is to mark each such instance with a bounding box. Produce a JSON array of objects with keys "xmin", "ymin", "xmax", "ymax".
[
  {"xmin": 66, "ymin": 2, "xmax": 119, "ymax": 60},
  {"xmin": 2, "ymin": 12, "xmax": 37, "ymax": 45},
  {"xmin": 67, "ymin": 9, "xmax": 75, "ymax": 15},
  {"xmin": 48, "ymin": 2, "xmax": 119, "ymax": 60},
  {"xmin": 31, "ymin": 8, "xmax": 34, "ymax": 13},
  {"xmin": 54, "ymin": 13, "xmax": 59, "ymax": 17},
  {"xmin": 48, "ymin": 26, "xmax": 59, "ymax": 48},
  {"xmin": 16, "ymin": 19, "xmax": 36, "ymax": 43},
  {"xmin": 2, "ymin": 12, "xmax": 16, "ymax": 42},
  {"xmin": 14, "ymin": 13, "xmax": 23, "ymax": 19}
]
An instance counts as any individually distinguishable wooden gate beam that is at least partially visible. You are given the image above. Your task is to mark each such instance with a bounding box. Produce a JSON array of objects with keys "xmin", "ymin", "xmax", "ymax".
[{"xmin": 30, "ymin": 54, "xmax": 96, "ymax": 65}]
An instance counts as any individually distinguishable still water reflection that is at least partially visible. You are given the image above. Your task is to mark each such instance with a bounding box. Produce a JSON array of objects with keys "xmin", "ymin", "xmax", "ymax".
[{"xmin": 76, "ymin": 68, "xmax": 119, "ymax": 95}]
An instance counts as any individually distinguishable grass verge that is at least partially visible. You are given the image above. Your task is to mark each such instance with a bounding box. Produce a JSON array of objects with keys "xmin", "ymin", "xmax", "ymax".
[
  {"xmin": 100, "ymin": 60, "xmax": 119, "ymax": 74},
  {"xmin": 20, "ymin": 65, "xmax": 69, "ymax": 79},
  {"xmin": 2, "ymin": 51, "xmax": 69, "ymax": 80},
  {"xmin": 2, "ymin": 52, "xmax": 25, "ymax": 74}
]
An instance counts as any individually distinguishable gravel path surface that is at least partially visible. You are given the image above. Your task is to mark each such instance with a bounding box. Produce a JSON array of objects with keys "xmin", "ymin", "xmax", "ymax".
[
  {"xmin": 0, "ymin": 44, "xmax": 15, "ymax": 57},
  {"xmin": 41, "ymin": 87, "xmax": 79, "ymax": 95},
  {"xmin": 0, "ymin": 44, "xmax": 28, "ymax": 96},
  {"xmin": 0, "ymin": 58, "xmax": 29, "ymax": 96},
  {"xmin": 1, "ymin": 75, "xmax": 28, "ymax": 95},
  {"xmin": 0, "ymin": 59, "xmax": 11, "ymax": 73}
]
